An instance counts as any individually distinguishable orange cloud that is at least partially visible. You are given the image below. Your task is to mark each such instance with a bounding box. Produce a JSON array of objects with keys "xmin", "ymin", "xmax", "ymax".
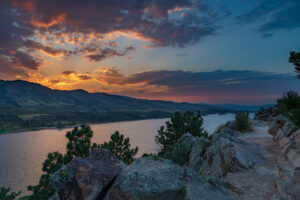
[{"xmin": 31, "ymin": 13, "xmax": 66, "ymax": 28}]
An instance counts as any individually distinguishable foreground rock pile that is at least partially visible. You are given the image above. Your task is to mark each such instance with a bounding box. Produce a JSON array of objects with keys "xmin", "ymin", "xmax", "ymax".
[{"xmin": 49, "ymin": 107, "xmax": 300, "ymax": 200}]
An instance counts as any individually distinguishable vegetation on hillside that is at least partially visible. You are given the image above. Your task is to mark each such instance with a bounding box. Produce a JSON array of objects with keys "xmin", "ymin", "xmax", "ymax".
[
  {"xmin": 277, "ymin": 91, "xmax": 300, "ymax": 127},
  {"xmin": 235, "ymin": 112, "xmax": 252, "ymax": 132},
  {"xmin": 99, "ymin": 131, "xmax": 138, "ymax": 164},
  {"xmin": 0, "ymin": 111, "xmax": 173, "ymax": 134},
  {"xmin": 289, "ymin": 51, "xmax": 300, "ymax": 79}
]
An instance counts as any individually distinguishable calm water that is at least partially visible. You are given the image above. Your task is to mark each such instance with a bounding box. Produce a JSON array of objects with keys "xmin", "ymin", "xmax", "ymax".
[{"xmin": 0, "ymin": 113, "xmax": 236, "ymax": 194}]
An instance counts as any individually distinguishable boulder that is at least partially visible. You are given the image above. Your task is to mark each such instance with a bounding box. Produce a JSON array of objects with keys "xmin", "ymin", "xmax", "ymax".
[
  {"xmin": 197, "ymin": 133, "xmax": 264, "ymax": 179},
  {"xmin": 162, "ymin": 133, "xmax": 210, "ymax": 167},
  {"xmin": 254, "ymin": 105, "xmax": 283, "ymax": 122},
  {"xmin": 104, "ymin": 157, "xmax": 236, "ymax": 200},
  {"xmin": 268, "ymin": 116, "xmax": 295, "ymax": 141},
  {"xmin": 50, "ymin": 148, "xmax": 125, "ymax": 200},
  {"xmin": 274, "ymin": 129, "xmax": 300, "ymax": 199}
]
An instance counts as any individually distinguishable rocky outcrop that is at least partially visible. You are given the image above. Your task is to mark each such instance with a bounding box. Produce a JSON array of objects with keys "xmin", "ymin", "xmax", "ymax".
[
  {"xmin": 268, "ymin": 116, "xmax": 296, "ymax": 141},
  {"xmin": 255, "ymin": 105, "xmax": 283, "ymax": 122},
  {"xmin": 161, "ymin": 133, "xmax": 210, "ymax": 167},
  {"xmin": 197, "ymin": 131, "xmax": 264, "ymax": 179},
  {"xmin": 48, "ymin": 105, "xmax": 300, "ymax": 200},
  {"xmin": 104, "ymin": 157, "xmax": 236, "ymax": 200},
  {"xmin": 50, "ymin": 148, "xmax": 125, "ymax": 200},
  {"xmin": 273, "ymin": 129, "xmax": 300, "ymax": 199},
  {"xmin": 258, "ymin": 108, "xmax": 300, "ymax": 200}
]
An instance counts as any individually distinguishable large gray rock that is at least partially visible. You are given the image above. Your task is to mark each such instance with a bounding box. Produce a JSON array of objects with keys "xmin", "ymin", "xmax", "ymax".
[
  {"xmin": 254, "ymin": 105, "xmax": 283, "ymax": 122},
  {"xmin": 50, "ymin": 148, "xmax": 125, "ymax": 200},
  {"xmin": 198, "ymin": 133, "xmax": 264, "ymax": 179},
  {"xmin": 162, "ymin": 133, "xmax": 210, "ymax": 167},
  {"xmin": 275, "ymin": 129, "xmax": 300, "ymax": 200},
  {"xmin": 104, "ymin": 157, "xmax": 236, "ymax": 200},
  {"xmin": 268, "ymin": 116, "xmax": 296, "ymax": 141}
]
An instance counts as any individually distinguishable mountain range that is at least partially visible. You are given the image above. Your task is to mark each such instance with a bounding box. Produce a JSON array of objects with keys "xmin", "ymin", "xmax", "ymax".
[{"xmin": 0, "ymin": 80, "xmax": 264, "ymax": 131}]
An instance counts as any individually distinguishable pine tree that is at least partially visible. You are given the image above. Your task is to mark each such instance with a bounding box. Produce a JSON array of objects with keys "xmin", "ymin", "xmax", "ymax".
[{"xmin": 289, "ymin": 51, "xmax": 300, "ymax": 79}]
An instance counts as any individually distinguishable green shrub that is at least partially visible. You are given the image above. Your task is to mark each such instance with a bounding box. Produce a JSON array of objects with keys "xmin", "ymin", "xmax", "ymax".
[
  {"xmin": 0, "ymin": 187, "xmax": 20, "ymax": 200},
  {"xmin": 65, "ymin": 125, "xmax": 93, "ymax": 161},
  {"xmin": 277, "ymin": 91, "xmax": 300, "ymax": 110},
  {"xmin": 100, "ymin": 131, "xmax": 138, "ymax": 164},
  {"xmin": 289, "ymin": 51, "xmax": 300, "ymax": 79},
  {"xmin": 155, "ymin": 111, "xmax": 208, "ymax": 152},
  {"xmin": 235, "ymin": 112, "xmax": 251, "ymax": 132},
  {"xmin": 290, "ymin": 108, "xmax": 300, "ymax": 127}
]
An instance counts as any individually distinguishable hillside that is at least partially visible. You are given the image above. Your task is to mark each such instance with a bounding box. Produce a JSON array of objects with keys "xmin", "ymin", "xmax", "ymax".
[
  {"xmin": 0, "ymin": 80, "xmax": 251, "ymax": 132},
  {"xmin": 0, "ymin": 80, "xmax": 230, "ymax": 113}
]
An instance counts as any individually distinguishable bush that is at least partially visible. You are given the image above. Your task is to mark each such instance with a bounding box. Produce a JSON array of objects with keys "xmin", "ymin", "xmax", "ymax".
[
  {"xmin": 277, "ymin": 91, "xmax": 300, "ymax": 111},
  {"xmin": 0, "ymin": 187, "xmax": 20, "ymax": 200},
  {"xmin": 235, "ymin": 112, "xmax": 251, "ymax": 132},
  {"xmin": 100, "ymin": 131, "xmax": 138, "ymax": 164},
  {"xmin": 290, "ymin": 108, "xmax": 300, "ymax": 127},
  {"xmin": 155, "ymin": 111, "xmax": 208, "ymax": 152}
]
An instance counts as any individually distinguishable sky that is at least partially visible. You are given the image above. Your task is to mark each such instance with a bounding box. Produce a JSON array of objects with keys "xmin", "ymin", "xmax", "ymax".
[{"xmin": 0, "ymin": 0, "xmax": 300, "ymax": 105}]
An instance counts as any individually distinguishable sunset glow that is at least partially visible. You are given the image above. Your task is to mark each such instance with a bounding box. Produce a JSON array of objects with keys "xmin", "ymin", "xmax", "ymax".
[{"xmin": 1, "ymin": 0, "xmax": 300, "ymax": 104}]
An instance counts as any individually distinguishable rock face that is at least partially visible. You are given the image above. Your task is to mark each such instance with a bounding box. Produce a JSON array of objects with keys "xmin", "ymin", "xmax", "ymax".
[
  {"xmin": 259, "ymin": 108, "xmax": 300, "ymax": 200},
  {"xmin": 50, "ymin": 148, "xmax": 125, "ymax": 200},
  {"xmin": 268, "ymin": 116, "xmax": 296, "ymax": 141},
  {"xmin": 162, "ymin": 133, "xmax": 210, "ymax": 167},
  {"xmin": 254, "ymin": 105, "xmax": 283, "ymax": 122},
  {"xmin": 104, "ymin": 157, "xmax": 236, "ymax": 200},
  {"xmin": 197, "ymin": 132, "xmax": 264, "ymax": 179},
  {"xmin": 274, "ymin": 129, "xmax": 300, "ymax": 199}
]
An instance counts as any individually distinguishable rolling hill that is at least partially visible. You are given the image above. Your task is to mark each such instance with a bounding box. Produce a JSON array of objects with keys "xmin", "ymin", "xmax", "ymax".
[{"xmin": 0, "ymin": 80, "xmax": 258, "ymax": 132}]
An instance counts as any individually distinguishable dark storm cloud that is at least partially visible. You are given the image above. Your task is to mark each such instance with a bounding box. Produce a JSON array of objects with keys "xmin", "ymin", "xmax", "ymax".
[
  {"xmin": 16, "ymin": 0, "xmax": 219, "ymax": 47},
  {"xmin": 237, "ymin": 0, "xmax": 300, "ymax": 36}
]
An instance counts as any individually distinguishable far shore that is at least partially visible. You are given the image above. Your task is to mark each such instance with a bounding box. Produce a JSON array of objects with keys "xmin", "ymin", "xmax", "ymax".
[
  {"xmin": 0, "ymin": 112, "xmax": 242, "ymax": 135},
  {"xmin": 0, "ymin": 117, "xmax": 171, "ymax": 135}
]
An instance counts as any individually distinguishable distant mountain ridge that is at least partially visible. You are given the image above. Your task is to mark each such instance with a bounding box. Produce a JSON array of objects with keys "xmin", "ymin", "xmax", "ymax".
[
  {"xmin": 0, "ymin": 80, "xmax": 264, "ymax": 131},
  {"xmin": 0, "ymin": 80, "xmax": 230, "ymax": 113}
]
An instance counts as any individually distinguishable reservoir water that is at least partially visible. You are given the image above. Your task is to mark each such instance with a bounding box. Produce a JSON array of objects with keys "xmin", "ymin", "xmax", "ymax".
[{"xmin": 0, "ymin": 113, "xmax": 237, "ymax": 194}]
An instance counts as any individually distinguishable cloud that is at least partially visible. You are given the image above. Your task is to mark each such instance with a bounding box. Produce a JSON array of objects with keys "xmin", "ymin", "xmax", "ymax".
[
  {"xmin": 61, "ymin": 71, "xmax": 92, "ymax": 81},
  {"xmin": 3, "ymin": 0, "xmax": 220, "ymax": 78},
  {"xmin": 237, "ymin": 0, "xmax": 300, "ymax": 35},
  {"xmin": 28, "ymin": 68, "xmax": 300, "ymax": 104},
  {"xmin": 0, "ymin": 0, "xmax": 40, "ymax": 78},
  {"xmin": 96, "ymin": 69, "xmax": 300, "ymax": 104},
  {"xmin": 13, "ymin": 0, "xmax": 219, "ymax": 48},
  {"xmin": 85, "ymin": 46, "xmax": 134, "ymax": 62}
]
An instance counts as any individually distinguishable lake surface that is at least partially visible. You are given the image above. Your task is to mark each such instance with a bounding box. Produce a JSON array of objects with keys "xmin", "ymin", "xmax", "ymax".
[{"xmin": 0, "ymin": 113, "xmax": 236, "ymax": 195}]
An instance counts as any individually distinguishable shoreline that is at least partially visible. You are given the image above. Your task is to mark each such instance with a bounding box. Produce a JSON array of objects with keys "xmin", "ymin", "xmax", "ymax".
[
  {"xmin": 0, "ymin": 112, "xmax": 241, "ymax": 135},
  {"xmin": 0, "ymin": 117, "xmax": 171, "ymax": 135}
]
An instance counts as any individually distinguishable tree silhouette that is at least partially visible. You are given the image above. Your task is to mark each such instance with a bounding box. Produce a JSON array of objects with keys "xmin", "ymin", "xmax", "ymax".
[
  {"xmin": 155, "ymin": 111, "xmax": 208, "ymax": 152},
  {"xmin": 289, "ymin": 51, "xmax": 300, "ymax": 79},
  {"xmin": 100, "ymin": 131, "xmax": 138, "ymax": 164}
]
